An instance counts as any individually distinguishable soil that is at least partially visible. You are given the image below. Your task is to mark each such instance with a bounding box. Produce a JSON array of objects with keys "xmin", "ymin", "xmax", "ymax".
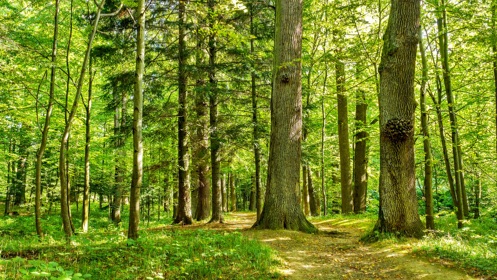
[{"xmin": 186, "ymin": 212, "xmax": 483, "ymax": 280}]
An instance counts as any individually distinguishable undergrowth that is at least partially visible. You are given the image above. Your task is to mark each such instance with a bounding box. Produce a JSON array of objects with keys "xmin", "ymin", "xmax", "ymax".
[{"xmin": 0, "ymin": 204, "xmax": 279, "ymax": 279}]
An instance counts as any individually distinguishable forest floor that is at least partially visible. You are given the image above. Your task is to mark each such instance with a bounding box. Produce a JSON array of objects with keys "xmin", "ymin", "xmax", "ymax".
[{"xmin": 179, "ymin": 212, "xmax": 480, "ymax": 280}]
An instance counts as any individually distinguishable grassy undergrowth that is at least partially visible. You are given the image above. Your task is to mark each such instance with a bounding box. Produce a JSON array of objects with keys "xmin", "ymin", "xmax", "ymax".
[{"xmin": 0, "ymin": 204, "xmax": 278, "ymax": 280}]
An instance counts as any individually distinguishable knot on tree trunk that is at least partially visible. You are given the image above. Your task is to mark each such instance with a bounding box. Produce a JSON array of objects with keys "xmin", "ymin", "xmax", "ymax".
[{"xmin": 384, "ymin": 118, "xmax": 413, "ymax": 142}]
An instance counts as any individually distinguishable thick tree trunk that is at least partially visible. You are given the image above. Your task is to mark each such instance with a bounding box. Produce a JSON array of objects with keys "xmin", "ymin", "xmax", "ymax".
[
  {"xmin": 174, "ymin": 0, "xmax": 193, "ymax": 225},
  {"xmin": 336, "ymin": 61, "xmax": 353, "ymax": 214},
  {"xmin": 128, "ymin": 0, "xmax": 145, "ymax": 239},
  {"xmin": 353, "ymin": 89, "xmax": 368, "ymax": 214},
  {"xmin": 419, "ymin": 27, "xmax": 434, "ymax": 230},
  {"xmin": 375, "ymin": 0, "xmax": 424, "ymax": 238},
  {"xmin": 252, "ymin": 0, "xmax": 316, "ymax": 233},
  {"xmin": 208, "ymin": 0, "xmax": 223, "ymax": 223}
]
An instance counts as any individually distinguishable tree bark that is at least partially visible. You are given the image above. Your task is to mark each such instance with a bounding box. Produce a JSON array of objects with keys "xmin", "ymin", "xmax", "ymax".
[
  {"xmin": 419, "ymin": 27, "xmax": 434, "ymax": 230},
  {"xmin": 82, "ymin": 54, "xmax": 94, "ymax": 233},
  {"xmin": 375, "ymin": 0, "xmax": 424, "ymax": 238},
  {"xmin": 308, "ymin": 169, "xmax": 319, "ymax": 216},
  {"xmin": 229, "ymin": 173, "xmax": 236, "ymax": 212},
  {"xmin": 174, "ymin": 0, "xmax": 193, "ymax": 225},
  {"xmin": 252, "ymin": 0, "xmax": 316, "ymax": 233},
  {"xmin": 336, "ymin": 61, "xmax": 353, "ymax": 214},
  {"xmin": 128, "ymin": 0, "xmax": 146, "ymax": 239},
  {"xmin": 208, "ymin": 0, "xmax": 223, "ymax": 223},
  {"xmin": 353, "ymin": 88, "xmax": 368, "ymax": 214}
]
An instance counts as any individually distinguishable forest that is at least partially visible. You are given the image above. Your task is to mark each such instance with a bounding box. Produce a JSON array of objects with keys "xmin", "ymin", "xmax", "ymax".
[{"xmin": 1, "ymin": 0, "xmax": 497, "ymax": 279}]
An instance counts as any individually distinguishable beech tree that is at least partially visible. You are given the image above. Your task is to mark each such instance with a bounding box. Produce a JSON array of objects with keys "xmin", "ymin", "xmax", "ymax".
[{"xmin": 375, "ymin": 0, "xmax": 424, "ymax": 237}]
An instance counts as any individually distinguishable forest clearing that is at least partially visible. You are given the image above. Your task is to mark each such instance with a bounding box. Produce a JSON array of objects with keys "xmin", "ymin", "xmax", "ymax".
[{"xmin": 3, "ymin": 0, "xmax": 497, "ymax": 278}]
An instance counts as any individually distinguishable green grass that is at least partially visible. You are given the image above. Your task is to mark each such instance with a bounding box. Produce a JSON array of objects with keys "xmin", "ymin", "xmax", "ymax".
[{"xmin": 0, "ymin": 204, "xmax": 279, "ymax": 280}]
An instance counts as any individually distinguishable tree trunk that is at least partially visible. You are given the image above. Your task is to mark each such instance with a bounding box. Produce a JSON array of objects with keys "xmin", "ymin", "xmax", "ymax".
[
  {"xmin": 229, "ymin": 173, "xmax": 236, "ymax": 212},
  {"xmin": 252, "ymin": 0, "xmax": 316, "ymax": 233},
  {"xmin": 192, "ymin": 13, "xmax": 211, "ymax": 221},
  {"xmin": 375, "ymin": 0, "xmax": 423, "ymax": 238},
  {"xmin": 436, "ymin": 0, "xmax": 465, "ymax": 227},
  {"xmin": 308, "ymin": 169, "xmax": 319, "ymax": 216},
  {"xmin": 249, "ymin": 175, "xmax": 256, "ymax": 211},
  {"xmin": 419, "ymin": 27, "xmax": 434, "ymax": 230},
  {"xmin": 111, "ymin": 80, "xmax": 126, "ymax": 224},
  {"xmin": 128, "ymin": 0, "xmax": 145, "ymax": 239},
  {"xmin": 59, "ymin": 0, "xmax": 104, "ymax": 241},
  {"xmin": 250, "ymin": 4, "xmax": 262, "ymax": 220},
  {"xmin": 174, "ymin": 0, "xmax": 193, "ymax": 225},
  {"xmin": 82, "ymin": 54, "xmax": 93, "ymax": 233},
  {"xmin": 35, "ymin": 0, "xmax": 60, "ymax": 238},
  {"xmin": 353, "ymin": 88, "xmax": 368, "ymax": 214},
  {"xmin": 208, "ymin": 0, "xmax": 223, "ymax": 223},
  {"xmin": 474, "ymin": 169, "xmax": 481, "ymax": 219},
  {"xmin": 336, "ymin": 61, "xmax": 353, "ymax": 214}
]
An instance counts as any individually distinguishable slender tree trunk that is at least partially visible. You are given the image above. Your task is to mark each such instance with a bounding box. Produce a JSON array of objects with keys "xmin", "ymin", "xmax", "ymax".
[
  {"xmin": 249, "ymin": 175, "xmax": 256, "ymax": 211},
  {"xmin": 208, "ymin": 0, "xmax": 223, "ymax": 223},
  {"xmin": 436, "ymin": 0, "xmax": 465, "ymax": 227},
  {"xmin": 302, "ymin": 165, "xmax": 309, "ymax": 215},
  {"xmin": 174, "ymin": 0, "xmax": 193, "ymax": 225},
  {"xmin": 59, "ymin": 0, "xmax": 104, "ymax": 241},
  {"xmin": 375, "ymin": 0, "xmax": 424, "ymax": 238},
  {"xmin": 493, "ymin": 0, "xmax": 497, "ymax": 162},
  {"xmin": 82, "ymin": 54, "xmax": 93, "ymax": 233},
  {"xmin": 308, "ymin": 169, "xmax": 319, "ymax": 216},
  {"xmin": 35, "ymin": 0, "xmax": 60, "ymax": 238},
  {"xmin": 336, "ymin": 61, "xmax": 353, "ymax": 214},
  {"xmin": 229, "ymin": 173, "xmax": 236, "ymax": 212},
  {"xmin": 128, "ymin": 0, "xmax": 146, "ymax": 239},
  {"xmin": 253, "ymin": 0, "xmax": 316, "ymax": 233},
  {"xmin": 419, "ymin": 27, "xmax": 434, "ymax": 230},
  {"xmin": 474, "ymin": 169, "xmax": 481, "ymax": 219},
  {"xmin": 111, "ymin": 81, "xmax": 126, "ymax": 224}
]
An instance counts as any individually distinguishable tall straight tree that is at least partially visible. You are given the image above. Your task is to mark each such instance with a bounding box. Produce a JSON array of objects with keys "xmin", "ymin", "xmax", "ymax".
[
  {"xmin": 128, "ymin": 0, "xmax": 146, "ymax": 240},
  {"xmin": 353, "ymin": 87, "xmax": 368, "ymax": 214},
  {"xmin": 174, "ymin": 0, "xmax": 193, "ymax": 225},
  {"xmin": 435, "ymin": 0, "xmax": 467, "ymax": 224},
  {"xmin": 82, "ymin": 54, "xmax": 94, "ymax": 233},
  {"xmin": 208, "ymin": 0, "xmax": 223, "ymax": 223},
  {"xmin": 375, "ymin": 0, "xmax": 424, "ymax": 237},
  {"xmin": 419, "ymin": 27, "xmax": 434, "ymax": 230},
  {"xmin": 336, "ymin": 60, "xmax": 353, "ymax": 214},
  {"xmin": 252, "ymin": 0, "xmax": 316, "ymax": 233},
  {"xmin": 35, "ymin": 0, "xmax": 60, "ymax": 238}
]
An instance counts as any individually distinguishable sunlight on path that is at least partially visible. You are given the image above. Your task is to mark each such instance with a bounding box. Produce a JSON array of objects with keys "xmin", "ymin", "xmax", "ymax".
[{"xmin": 225, "ymin": 213, "xmax": 479, "ymax": 280}]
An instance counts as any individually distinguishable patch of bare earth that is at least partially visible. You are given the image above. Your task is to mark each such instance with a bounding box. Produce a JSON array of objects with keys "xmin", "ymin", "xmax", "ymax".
[{"xmin": 187, "ymin": 213, "xmax": 481, "ymax": 280}]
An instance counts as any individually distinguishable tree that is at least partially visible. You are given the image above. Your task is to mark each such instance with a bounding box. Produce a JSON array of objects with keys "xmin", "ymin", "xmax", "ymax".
[
  {"xmin": 174, "ymin": 0, "xmax": 193, "ymax": 225},
  {"xmin": 252, "ymin": 0, "xmax": 317, "ymax": 233},
  {"xmin": 375, "ymin": 0, "xmax": 424, "ymax": 237},
  {"xmin": 336, "ymin": 60, "xmax": 353, "ymax": 214},
  {"xmin": 353, "ymin": 87, "xmax": 368, "ymax": 214},
  {"xmin": 128, "ymin": 0, "xmax": 146, "ymax": 240}
]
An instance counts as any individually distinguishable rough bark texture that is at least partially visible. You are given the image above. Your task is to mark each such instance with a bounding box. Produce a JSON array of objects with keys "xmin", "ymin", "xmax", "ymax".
[
  {"xmin": 193, "ymin": 13, "xmax": 211, "ymax": 221},
  {"xmin": 336, "ymin": 61, "xmax": 353, "ymax": 214},
  {"xmin": 419, "ymin": 28, "xmax": 434, "ymax": 230},
  {"xmin": 208, "ymin": 0, "xmax": 223, "ymax": 223},
  {"xmin": 128, "ymin": 0, "xmax": 145, "ymax": 239},
  {"xmin": 375, "ymin": 0, "xmax": 424, "ymax": 238},
  {"xmin": 353, "ymin": 89, "xmax": 368, "ymax": 214},
  {"xmin": 252, "ymin": 0, "xmax": 316, "ymax": 233},
  {"xmin": 174, "ymin": 0, "xmax": 193, "ymax": 225}
]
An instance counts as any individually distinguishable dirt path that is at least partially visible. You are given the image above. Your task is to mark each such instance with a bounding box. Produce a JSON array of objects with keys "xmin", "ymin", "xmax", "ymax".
[{"xmin": 195, "ymin": 213, "xmax": 480, "ymax": 280}]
